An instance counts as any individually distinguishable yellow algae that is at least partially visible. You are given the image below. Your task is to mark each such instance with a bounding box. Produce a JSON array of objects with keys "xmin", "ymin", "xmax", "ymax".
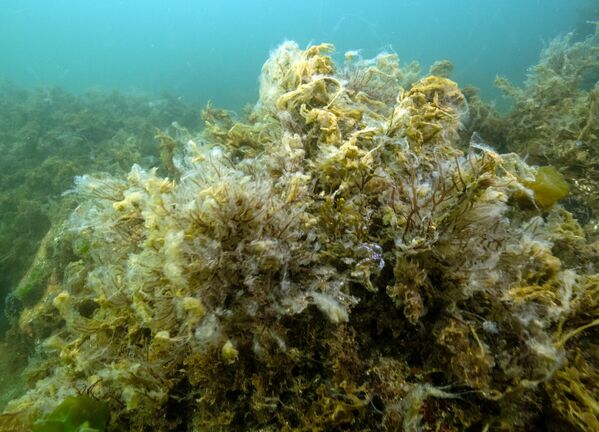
[{"xmin": 524, "ymin": 165, "xmax": 570, "ymax": 209}]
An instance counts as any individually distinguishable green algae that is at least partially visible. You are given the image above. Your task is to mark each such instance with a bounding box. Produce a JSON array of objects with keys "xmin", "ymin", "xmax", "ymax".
[
  {"xmin": 525, "ymin": 166, "xmax": 570, "ymax": 209},
  {"xmin": 0, "ymin": 85, "xmax": 199, "ymax": 334},
  {"xmin": 32, "ymin": 396, "xmax": 108, "ymax": 432}
]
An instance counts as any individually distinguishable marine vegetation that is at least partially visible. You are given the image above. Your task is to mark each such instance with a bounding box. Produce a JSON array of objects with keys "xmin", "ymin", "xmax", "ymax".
[
  {"xmin": 32, "ymin": 395, "xmax": 108, "ymax": 432},
  {"xmin": 0, "ymin": 41, "xmax": 598, "ymax": 431},
  {"xmin": 492, "ymin": 24, "xmax": 599, "ymax": 239},
  {"xmin": 0, "ymin": 85, "xmax": 199, "ymax": 336}
]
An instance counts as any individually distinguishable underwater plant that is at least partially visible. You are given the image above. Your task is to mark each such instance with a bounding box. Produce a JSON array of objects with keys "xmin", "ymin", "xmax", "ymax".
[
  {"xmin": 32, "ymin": 395, "xmax": 109, "ymax": 432},
  {"xmin": 0, "ymin": 86, "xmax": 199, "ymax": 336},
  {"xmin": 492, "ymin": 23, "xmax": 599, "ymax": 240},
  {"xmin": 0, "ymin": 41, "xmax": 597, "ymax": 431}
]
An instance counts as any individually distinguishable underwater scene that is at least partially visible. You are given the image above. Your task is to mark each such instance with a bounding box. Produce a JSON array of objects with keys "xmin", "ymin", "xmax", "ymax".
[{"xmin": 1, "ymin": 0, "xmax": 599, "ymax": 430}]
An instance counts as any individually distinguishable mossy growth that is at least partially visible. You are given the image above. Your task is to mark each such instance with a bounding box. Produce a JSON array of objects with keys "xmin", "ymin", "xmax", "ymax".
[
  {"xmin": 32, "ymin": 396, "xmax": 108, "ymax": 432},
  {"xmin": 0, "ymin": 84, "xmax": 200, "ymax": 334}
]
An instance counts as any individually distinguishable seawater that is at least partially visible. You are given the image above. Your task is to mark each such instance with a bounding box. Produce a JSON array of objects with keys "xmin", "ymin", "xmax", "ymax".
[{"xmin": 0, "ymin": 0, "xmax": 594, "ymax": 109}]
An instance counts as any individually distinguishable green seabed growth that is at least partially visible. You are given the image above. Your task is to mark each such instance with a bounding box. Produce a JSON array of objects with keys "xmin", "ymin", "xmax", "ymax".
[
  {"xmin": 0, "ymin": 87, "xmax": 199, "ymax": 321},
  {"xmin": 32, "ymin": 396, "xmax": 108, "ymax": 432},
  {"xmin": 0, "ymin": 27, "xmax": 598, "ymax": 432},
  {"xmin": 0, "ymin": 86, "xmax": 200, "ymax": 414}
]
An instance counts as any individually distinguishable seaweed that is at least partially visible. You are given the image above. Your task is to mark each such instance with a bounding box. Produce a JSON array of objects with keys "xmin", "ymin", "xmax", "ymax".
[
  {"xmin": 32, "ymin": 396, "xmax": 109, "ymax": 432},
  {"xmin": 0, "ymin": 41, "xmax": 597, "ymax": 432},
  {"xmin": 0, "ymin": 86, "xmax": 200, "ymax": 335},
  {"xmin": 492, "ymin": 24, "xmax": 599, "ymax": 239}
]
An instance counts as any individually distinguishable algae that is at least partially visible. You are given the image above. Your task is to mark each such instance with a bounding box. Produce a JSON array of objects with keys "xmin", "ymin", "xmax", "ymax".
[
  {"xmin": 523, "ymin": 166, "xmax": 570, "ymax": 209},
  {"xmin": 488, "ymin": 24, "xmax": 599, "ymax": 239},
  {"xmin": 0, "ymin": 85, "xmax": 199, "ymax": 334},
  {"xmin": 0, "ymin": 40, "xmax": 597, "ymax": 432},
  {"xmin": 32, "ymin": 396, "xmax": 108, "ymax": 432}
]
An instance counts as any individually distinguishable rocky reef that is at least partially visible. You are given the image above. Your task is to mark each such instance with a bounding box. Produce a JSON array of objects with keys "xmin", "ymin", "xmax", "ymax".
[{"xmin": 0, "ymin": 39, "xmax": 597, "ymax": 431}]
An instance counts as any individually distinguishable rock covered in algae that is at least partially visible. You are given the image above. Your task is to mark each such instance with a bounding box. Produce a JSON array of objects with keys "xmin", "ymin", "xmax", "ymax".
[{"xmin": 1, "ymin": 41, "xmax": 598, "ymax": 432}]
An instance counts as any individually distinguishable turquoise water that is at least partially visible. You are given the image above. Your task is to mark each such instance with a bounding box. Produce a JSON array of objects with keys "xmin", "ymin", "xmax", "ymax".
[{"xmin": 0, "ymin": 0, "xmax": 594, "ymax": 109}]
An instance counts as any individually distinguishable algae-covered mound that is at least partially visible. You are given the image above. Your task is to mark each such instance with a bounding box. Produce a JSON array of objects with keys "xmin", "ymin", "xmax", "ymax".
[{"xmin": 1, "ymin": 42, "xmax": 598, "ymax": 431}]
